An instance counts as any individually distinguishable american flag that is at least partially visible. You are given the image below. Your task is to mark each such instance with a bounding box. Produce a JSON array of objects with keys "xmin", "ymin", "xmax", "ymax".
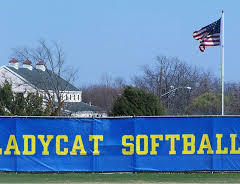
[{"xmin": 193, "ymin": 19, "xmax": 221, "ymax": 52}]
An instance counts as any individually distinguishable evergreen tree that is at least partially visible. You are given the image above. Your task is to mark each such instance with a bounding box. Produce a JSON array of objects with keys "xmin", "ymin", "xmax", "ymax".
[
  {"xmin": 0, "ymin": 81, "xmax": 46, "ymax": 116},
  {"xmin": 25, "ymin": 93, "xmax": 45, "ymax": 116},
  {"xmin": 0, "ymin": 81, "xmax": 14, "ymax": 114},
  {"xmin": 112, "ymin": 86, "xmax": 166, "ymax": 116},
  {"xmin": 185, "ymin": 92, "xmax": 221, "ymax": 115}
]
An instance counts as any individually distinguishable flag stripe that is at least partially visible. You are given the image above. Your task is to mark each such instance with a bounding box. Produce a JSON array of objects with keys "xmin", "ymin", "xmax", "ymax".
[
  {"xmin": 193, "ymin": 30, "xmax": 207, "ymax": 38},
  {"xmin": 201, "ymin": 38, "xmax": 220, "ymax": 41},
  {"xmin": 200, "ymin": 41, "xmax": 220, "ymax": 44},
  {"xmin": 193, "ymin": 29, "xmax": 206, "ymax": 36},
  {"xmin": 200, "ymin": 44, "xmax": 220, "ymax": 46},
  {"xmin": 205, "ymin": 33, "xmax": 220, "ymax": 37},
  {"xmin": 200, "ymin": 42, "xmax": 220, "ymax": 44}
]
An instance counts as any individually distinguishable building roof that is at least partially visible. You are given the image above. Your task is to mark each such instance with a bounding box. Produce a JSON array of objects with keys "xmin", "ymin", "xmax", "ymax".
[
  {"xmin": 23, "ymin": 59, "xmax": 32, "ymax": 65},
  {"xmin": 9, "ymin": 58, "xmax": 18, "ymax": 63},
  {"xmin": 36, "ymin": 61, "xmax": 44, "ymax": 65},
  {"xmin": 63, "ymin": 102, "xmax": 104, "ymax": 112},
  {"xmin": 6, "ymin": 66, "xmax": 79, "ymax": 91}
]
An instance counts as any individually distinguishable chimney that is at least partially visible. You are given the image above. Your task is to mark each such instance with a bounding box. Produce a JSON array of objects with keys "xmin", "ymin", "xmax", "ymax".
[
  {"xmin": 36, "ymin": 61, "xmax": 46, "ymax": 71},
  {"xmin": 9, "ymin": 58, "xmax": 19, "ymax": 69},
  {"xmin": 23, "ymin": 59, "xmax": 33, "ymax": 70}
]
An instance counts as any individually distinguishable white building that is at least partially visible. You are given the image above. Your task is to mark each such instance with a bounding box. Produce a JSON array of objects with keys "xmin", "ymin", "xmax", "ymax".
[{"xmin": 0, "ymin": 58, "xmax": 107, "ymax": 117}]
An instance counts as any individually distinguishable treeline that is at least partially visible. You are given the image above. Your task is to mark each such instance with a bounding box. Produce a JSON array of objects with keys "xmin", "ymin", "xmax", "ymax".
[
  {"xmin": 82, "ymin": 56, "xmax": 240, "ymax": 116},
  {"xmin": 1, "ymin": 55, "xmax": 239, "ymax": 116}
]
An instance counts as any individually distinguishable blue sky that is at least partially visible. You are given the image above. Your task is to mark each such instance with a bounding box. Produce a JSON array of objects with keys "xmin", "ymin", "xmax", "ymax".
[{"xmin": 0, "ymin": 0, "xmax": 239, "ymax": 85}]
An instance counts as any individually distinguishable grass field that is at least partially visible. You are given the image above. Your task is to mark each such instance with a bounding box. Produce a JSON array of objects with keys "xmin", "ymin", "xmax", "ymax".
[{"xmin": 0, "ymin": 172, "xmax": 240, "ymax": 183}]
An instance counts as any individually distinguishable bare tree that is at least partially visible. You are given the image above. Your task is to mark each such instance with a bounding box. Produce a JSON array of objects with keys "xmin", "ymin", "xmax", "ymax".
[
  {"xmin": 11, "ymin": 40, "xmax": 78, "ymax": 115},
  {"xmin": 81, "ymin": 74, "xmax": 126, "ymax": 113},
  {"xmin": 132, "ymin": 56, "xmax": 222, "ymax": 115},
  {"xmin": 224, "ymin": 82, "xmax": 240, "ymax": 115}
]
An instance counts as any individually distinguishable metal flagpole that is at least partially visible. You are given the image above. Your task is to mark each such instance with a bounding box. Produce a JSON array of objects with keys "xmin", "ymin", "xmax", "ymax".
[{"xmin": 221, "ymin": 10, "xmax": 224, "ymax": 115}]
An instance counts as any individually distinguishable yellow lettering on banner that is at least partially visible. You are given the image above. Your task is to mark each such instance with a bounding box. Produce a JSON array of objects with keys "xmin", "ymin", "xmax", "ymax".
[
  {"xmin": 23, "ymin": 135, "xmax": 36, "ymax": 155},
  {"xmin": 4, "ymin": 135, "xmax": 20, "ymax": 155},
  {"xmin": 197, "ymin": 134, "xmax": 214, "ymax": 154},
  {"xmin": 56, "ymin": 135, "xmax": 68, "ymax": 155},
  {"xmin": 89, "ymin": 135, "xmax": 103, "ymax": 155},
  {"xmin": 136, "ymin": 135, "xmax": 148, "ymax": 155},
  {"xmin": 165, "ymin": 134, "xmax": 180, "ymax": 155},
  {"xmin": 230, "ymin": 134, "xmax": 240, "ymax": 154},
  {"xmin": 182, "ymin": 134, "xmax": 195, "ymax": 154},
  {"xmin": 216, "ymin": 134, "xmax": 228, "ymax": 154},
  {"xmin": 70, "ymin": 135, "xmax": 87, "ymax": 155},
  {"xmin": 122, "ymin": 135, "xmax": 134, "ymax": 155},
  {"xmin": 150, "ymin": 135, "xmax": 163, "ymax": 155},
  {"xmin": 38, "ymin": 135, "xmax": 54, "ymax": 155}
]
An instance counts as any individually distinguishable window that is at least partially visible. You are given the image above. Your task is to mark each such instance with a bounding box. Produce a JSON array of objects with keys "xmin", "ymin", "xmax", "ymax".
[
  {"xmin": 70, "ymin": 95, "xmax": 71, "ymax": 100},
  {"xmin": 17, "ymin": 93, "xmax": 24, "ymax": 97},
  {"xmin": 78, "ymin": 95, "xmax": 80, "ymax": 101}
]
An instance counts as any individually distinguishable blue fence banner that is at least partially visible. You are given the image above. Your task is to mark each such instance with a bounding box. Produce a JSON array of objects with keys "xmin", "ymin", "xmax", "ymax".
[{"xmin": 0, "ymin": 116, "xmax": 240, "ymax": 171}]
